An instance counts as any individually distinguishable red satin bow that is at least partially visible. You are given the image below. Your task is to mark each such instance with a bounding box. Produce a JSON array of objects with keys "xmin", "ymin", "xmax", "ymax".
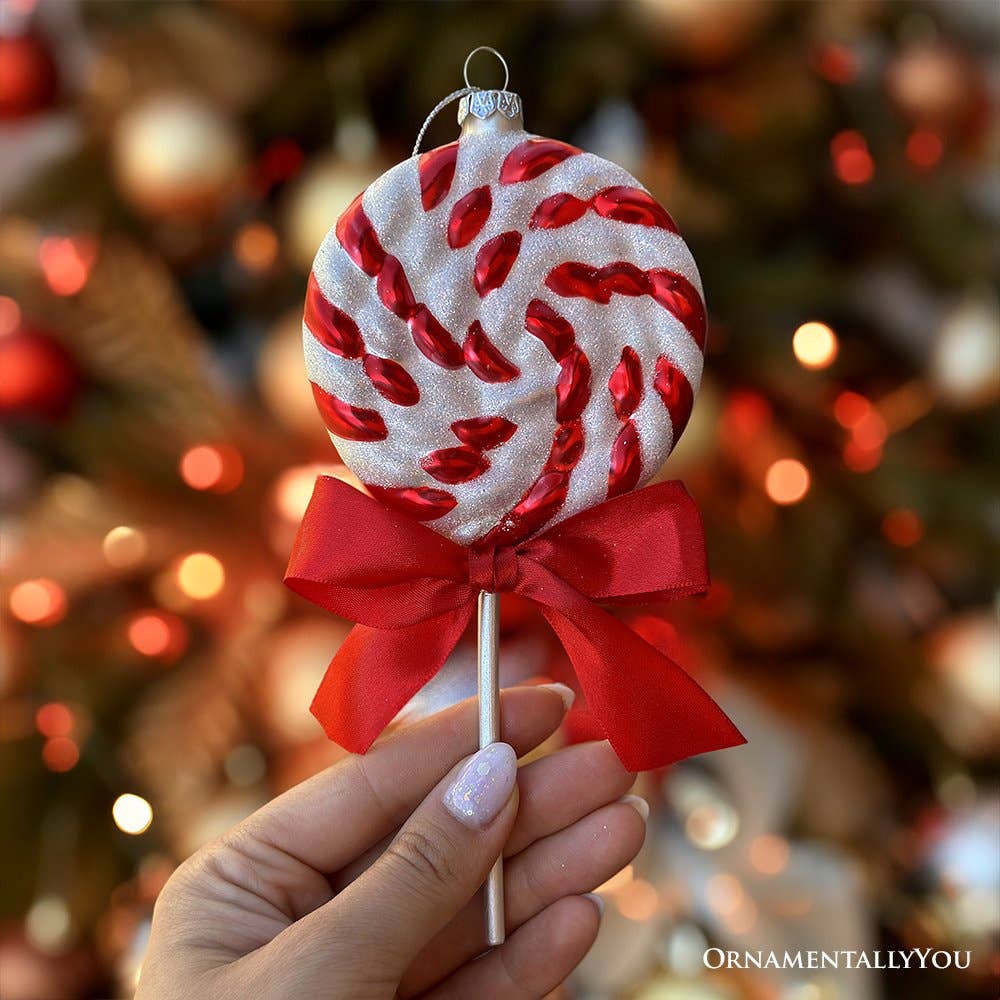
[{"xmin": 285, "ymin": 476, "xmax": 745, "ymax": 771}]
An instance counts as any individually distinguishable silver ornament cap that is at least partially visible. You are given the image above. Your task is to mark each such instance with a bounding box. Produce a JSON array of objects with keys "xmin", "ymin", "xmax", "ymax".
[
  {"xmin": 457, "ymin": 47, "xmax": 523, "ymax": 138},
  {"xmin": 457, "ymin": 89, "xmax": 524, "ymax": 135}
]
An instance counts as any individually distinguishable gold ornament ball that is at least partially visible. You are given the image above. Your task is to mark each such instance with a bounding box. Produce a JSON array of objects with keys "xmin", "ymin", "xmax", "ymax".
[
  {"xmin": 259, "ymin": 308, "xmax": 328, "ymax": 438},
  {"xmin": 283, "ymin": 153, "xmax": 381, "ymax": 271},
  {"xmin": 113, "ymin": 92, "xmax": 245, "ymax": 217}
]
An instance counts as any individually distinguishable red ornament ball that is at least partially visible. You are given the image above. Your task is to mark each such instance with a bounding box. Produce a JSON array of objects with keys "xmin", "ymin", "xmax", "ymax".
[
  {"xmin": 0, "ymin": 327, "xmax": 80, "ymax": 421},
  {"xmin": 0, "ymin": 33, "xmax": 58, "ymax": 120}
]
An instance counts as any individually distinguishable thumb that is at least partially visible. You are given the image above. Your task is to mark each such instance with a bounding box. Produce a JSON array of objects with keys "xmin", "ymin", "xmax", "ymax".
[{"xmin": 281, "ymin": 743, "xmax": 518, "ymax": 981}]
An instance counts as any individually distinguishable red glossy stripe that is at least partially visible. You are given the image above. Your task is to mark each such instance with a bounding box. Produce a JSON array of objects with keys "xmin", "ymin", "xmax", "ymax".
[
  {"xmin": 474, "ymin": 231, "xmax": 521, "ymax": 297},
  {"xmin": 420, "ymin": 446, "xmax": 490, "ymax": 484},
  {"xmin": 377, "ymin": 255, "xmax": 418, "ymax": 319},
  {"xmin": 464, "ymin": 321, "xmax": 520, "ymax": 383},
  {"xmin": 653, "ymin": 357, "xmax": 694, "ymax": 438},
  {"xmin": 418, "ymin": 142, "xmax": 459, "ymax": 211},
  {"xmin": 447, "ymin": 186, "xmax": 492, "ymax": 249},
  {"xmin": 647, "ymin": 271, "xmax": 707, "ymax": 351},
  {"xmin": 304, "ymin": 273, "xmax": 364, "ymax": 359},
  {"xmin": 608, "ymin": 346, "xmax": 643, "ymax": 419},
  {"xmin": 450, "ymin": 415, "xmax": 517, "ymax": 450},
  {"xmin": 556, "ymin": 346, "xmax": 592, "ymax": 421},
  {"xmin": 529, "ymin": 193, "xmax": 589, "ymax": 230},
  {"xmin": 524, "ymin": 299, "xmax": 576, "ymax": 361},
  {"xmin": 366, "ymin": 484, "xmax": 457, "ymax": 521},
  {"xmin": 409, "ymin": 307, "xmax": 464, "ymax": 369},
  {"xmin": 548, "ymin": 419, "xmax": 584, "ymax": 471},
  {"xmin": 310, "ymin": 382, "xmax": 387, "ymax": 441},
  {"xmin": 335, "ymin": 194, "xmax": 386, "ymax": 276},
  {"xmin": 362, "ymin": 354, "xmax": 419, "ymax": 406},
  {"xmin": 483, "ymin": 471, "xmax": 570, "ymax": 546},
  {"xmin": 546, "ymin": 261, "xmax": 706, "ymax": 350},
  {"xmin": 499, "ymin": 138, "xmax": 581, "ymax": 184},
  {"xmin": 607, "ymin": 419, "xmax": 642, "ymax": 498},
  {"xmin": 591, "ymin": 187, "xmax": 677, "ymax": 231}
]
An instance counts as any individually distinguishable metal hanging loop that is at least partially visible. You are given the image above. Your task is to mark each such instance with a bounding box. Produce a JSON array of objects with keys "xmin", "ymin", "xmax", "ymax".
[{"xmin": 463, "ymin": 46, "xmax": 509, "ymax": 91}]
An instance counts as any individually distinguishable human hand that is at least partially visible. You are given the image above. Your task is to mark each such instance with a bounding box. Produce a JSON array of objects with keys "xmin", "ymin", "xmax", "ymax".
[{"xmin": 135, "ymin": 684, "xmax": 647, "ymax": 999}]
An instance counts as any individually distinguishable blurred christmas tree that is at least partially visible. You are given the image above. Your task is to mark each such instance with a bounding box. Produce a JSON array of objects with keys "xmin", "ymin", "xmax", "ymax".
[{"xmin": 1, "ymin": 1, "xmax": 996, "ymax": 998}]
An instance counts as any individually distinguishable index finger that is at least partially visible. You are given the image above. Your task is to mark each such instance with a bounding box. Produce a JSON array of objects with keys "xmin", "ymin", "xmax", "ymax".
[{"xmin": 238, "ymin": 683, "xmax": 573, "ymax": 875}]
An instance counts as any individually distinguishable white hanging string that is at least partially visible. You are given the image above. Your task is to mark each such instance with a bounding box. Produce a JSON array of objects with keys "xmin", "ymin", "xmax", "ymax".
[{"xmin": 412, "ymin": 86, "xmax": 475, "ymax": 158}]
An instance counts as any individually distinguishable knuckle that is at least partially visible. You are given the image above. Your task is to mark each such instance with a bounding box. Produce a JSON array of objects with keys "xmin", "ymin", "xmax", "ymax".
[{"xmin": 385, "ymin": 824, "xmax": 459, "ymax": 891}]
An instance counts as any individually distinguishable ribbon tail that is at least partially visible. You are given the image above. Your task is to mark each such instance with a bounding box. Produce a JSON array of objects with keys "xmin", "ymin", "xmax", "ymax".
[
  {"xmin": 311, "ymin": 604, "xmax": 474, "ymax": 753},
  {"xmin": 537, "ymin": 595, "xmax": 745, "ymax": 771}
]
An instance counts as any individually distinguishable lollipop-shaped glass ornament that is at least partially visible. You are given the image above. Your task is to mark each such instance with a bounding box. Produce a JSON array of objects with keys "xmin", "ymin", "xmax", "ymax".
[{"xmin": 287, "ymin": 47, "xmax": 744, "ymax": 945}]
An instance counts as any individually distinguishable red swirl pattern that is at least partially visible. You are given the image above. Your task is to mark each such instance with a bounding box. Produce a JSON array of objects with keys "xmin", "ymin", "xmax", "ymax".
[{"xmin": 305, "ymin": 134, "xmax": 706, "ymax": 543}]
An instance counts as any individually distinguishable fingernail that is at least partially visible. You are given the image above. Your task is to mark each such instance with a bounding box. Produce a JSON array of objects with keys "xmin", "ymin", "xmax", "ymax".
[
  {"xmin": 619, "ymin": 794, "xmax": 649, "ymax": 821},
  {"xmin": 583, "ymin": 892, "xmax": 605, "ymax": 917},
  {"xmin": 443, "ymin": 743, "xmax": 518, "ymax": 828},
  {"xmin": 536, "ymin": 681, "xmax": 575, "ymax": 711}
]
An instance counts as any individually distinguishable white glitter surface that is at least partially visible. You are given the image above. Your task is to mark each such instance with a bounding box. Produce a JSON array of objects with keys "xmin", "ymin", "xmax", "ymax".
[{"xmin": 306, "ymin": 129, "xmax": 705, "ymax": 544}]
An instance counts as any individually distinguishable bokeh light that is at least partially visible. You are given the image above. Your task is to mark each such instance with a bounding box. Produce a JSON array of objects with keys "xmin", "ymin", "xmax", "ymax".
[
  {"xmin": 883, "ymin": 507, "xmax": 925, "ymax": 547},
  {"xmin": 112, "ymin": 794, "xmax": 153, "ymax": 835},
  {"xmin": 833, "ymin": 390, "xmax": 871, "ymax": 428},
  {"xmin": 179, "ymin": 443, "xmax": 243, "ymax": 493},
  {"xmin": 685, "ymin": 802, "xmax": 740, "ymax": 850},
  {"xmin": 764, "ymin": 459, "xmax": 810, "ymax": 505},
  {"xmin": 793, "ymin": 321, "xmax": 838, "ymax": 369},
  {"xmin": 35, "ymin": 702, "xmax": 74, "ymax": 738},
  {"xmin": 0, "ymin": 294, "xmax": 21, "ymax": 336},
  {"xmin": 102, "ymin": 525, "xmax": 148, "ymax": 567},
  {"xmin": 38, "ymin": 236, "xmax": 95, "ymax": 296},
  {"xmin": 617, "ymin": 878, "xmax": 660, "ymax": 921},
  {"xmin": 9, "ymin": 578, "xmax": 67, "ymax": 626},
  {"xmin": 907, "ymin": 128, "xmax": 944, "ymax": 169},
  {"xmin": 831, "ymin": 130, "xmax": 874, "ymax": 185},
  {"xmin": 749, "ymin": 834, "xmax": 790, "ymax": 875},
  {"xmin": 128, "ymin": 610, "xmax": 187, "ymax": 659},
  {"xmin": 233, "ymin": 221, "xmax": 279, "ymax": 272},
  {"xmin": 42, "ymin": 737, "xmax": 80, "ymax": 772},
  {"xmin": 175, "ymin": 553, "xmax": 225, "ymax": 599}
]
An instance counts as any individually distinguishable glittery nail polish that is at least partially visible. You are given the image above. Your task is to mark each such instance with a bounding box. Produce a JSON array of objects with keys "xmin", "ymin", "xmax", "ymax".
[{"xmin": 443, "ymin": 742, "xmax": 517, "ymax": 828}]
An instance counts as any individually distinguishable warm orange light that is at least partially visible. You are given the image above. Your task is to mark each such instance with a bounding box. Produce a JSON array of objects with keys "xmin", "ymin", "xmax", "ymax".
[
  {"xmin": 764, "ymin": 459, "xmax": 810, "ymax": 505},
  {"xmin": 175, "ymin": 553, "xmax": 225, "ymax": 599},
  {"xmin": 852, "ymin": 410, "xmax": 888, "ymax": 450},
  {"xmin": 43, "ymin": 737, "xmax": 79, "ymax": 772},
  {"xmin": 38, "ymin": 237, "xmax": 94, "ymax": 296},
  {"xmin": 35, "ymin": 702, "xmax": 74, "ymax": 738},
  {"xmin": 595, "ymin": 865, "xmax": 634, "ymax": 895},
  {"xmin": 843, "ymin": 440, "xmax": 882, "ymax": 473},
  {"xmin": 749, "ymin": 834, "xmax": 790, "ymax": 875},
  {"xmin": 103, "ymin": 525, "xmax": 148, "ymax": 568},
  {"xmin": 128, "ymin": 611, "xmax": 186, "ymax": 659},
  {"xmin": 0, "ymin": 295, "xmax": 21, "ymax": 337},
  {"xmin": 833, "ymin": 390, "xmax": 871, "ymax": 428},
  {"xmin": 179, "ymin": 444, "xmax": 243, "ymax": 493},
  {"xmin": 706, "ymin": 873, "xmax": 744, "ymax": 916},
  {"xmin": 883, "ymin": 508, "xmax": 924, "ymax": 547},
  {"xmin": 793, "ymin": 321, "xmax": 838, "ymax": 369},
  {"xmin": 906, "ymin": 129, "xmax": 944, "ymax": 169},
  {"xmin": 723, "ymin": 898, "xmax": 759, "ymax": 935},
  {"xmin": 180, "ymin": 444, "xmax": 223, "ymax": 489},
  {"xmin": 831, "ymin": 131, "xmax": 874, "ymax": 185},
  {"xmin": 234, "ymin": 222, "xmax": 279, "ymax": 272},
  {"xmin": 617, "ymin": 878, "xmax": 660, "ymax": 921},
  {"xmin": 10, "ymin": 579, "xmax": 67, "ymax": 626}
]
